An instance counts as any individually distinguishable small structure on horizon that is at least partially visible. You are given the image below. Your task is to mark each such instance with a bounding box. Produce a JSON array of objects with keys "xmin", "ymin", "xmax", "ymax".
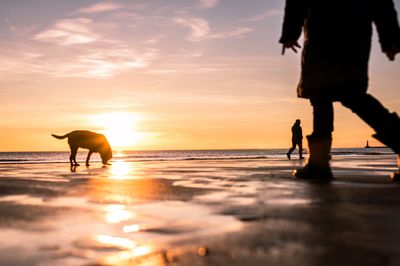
[
  {"xmin": 365, "ymin": 140, "xmax": 370, "ymax": 148},
  {"xmin": 365, "ymin": 140, "xmax": 386, "ymax": 149}
]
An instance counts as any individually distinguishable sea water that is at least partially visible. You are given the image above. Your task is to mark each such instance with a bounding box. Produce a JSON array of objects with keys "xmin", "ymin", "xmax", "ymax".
[{"xmin": 0, "ymin": 148, "xmax": 393, "ymax": 164}]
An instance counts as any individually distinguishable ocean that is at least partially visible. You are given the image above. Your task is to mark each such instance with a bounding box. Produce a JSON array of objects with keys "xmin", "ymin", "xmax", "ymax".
[{"xmin": 0, "ymin": 148, "xmax": 393, "ymax": 164}]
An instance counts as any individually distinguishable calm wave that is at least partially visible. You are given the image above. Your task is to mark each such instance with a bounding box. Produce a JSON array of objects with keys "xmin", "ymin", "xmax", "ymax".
[{"xmin": 0, "ymin": 148, "xmax": 393, "ymax": 164}]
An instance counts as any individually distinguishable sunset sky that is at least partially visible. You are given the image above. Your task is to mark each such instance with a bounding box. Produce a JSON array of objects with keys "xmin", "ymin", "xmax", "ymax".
[{"xmin": 0, "ymin": 0, "xmax": 399, "ymax": 151}]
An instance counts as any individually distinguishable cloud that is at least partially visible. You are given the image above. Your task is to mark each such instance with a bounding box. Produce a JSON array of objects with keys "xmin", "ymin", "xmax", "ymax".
[
  {"xmin": 243, "ymin": 10, "xmax": 283, "ymax": 22},
  {"xmin": 174, "ymin": 17, "xmax": 253, "ymax": 41},
  {"xmin": 53, "ymin": 45, "xmax": 152, "ymax": 78},
  {"xmin": 209, "ymin": 27, "xmax": 253, "ymax": 39},
  {"xmin": 0, "ymin": 50, "xmax": 45, "ymax": 77},
  {"xmin": 77, "ymin": 2, "xmax": 123, "ymax": 14},
  {"xmin": 144, "ymin": 35, "xmax": 164, "ymax": 45},
  {"xmin": 8, "ymin": 2, "xmax": 257, "ymax": 78},
  {"xmin": 34, "ymin": 18, "xmax": 99, "ymax": 45},
  {"xmin": 0, "ymin": 44, "xmax": 155, "ymax": 79},
  {"xmin": 29, "ymin": 5, "xmax": 163, "ymax": 78},
  {"xmin": 174, "ymin": 17, "xmax": 210, "ymax": 41},
  {"xmin": 199, "ymin": 0, "xmax": 219, "ymax": 8}
]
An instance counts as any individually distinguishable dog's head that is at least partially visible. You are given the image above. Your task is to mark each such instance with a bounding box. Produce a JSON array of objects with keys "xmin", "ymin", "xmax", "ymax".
[
  {"xmin": 100, "ymin": 138, "xmax": 113, "ymax": 165},
  {"xmin": 101, "ymin": 147, "xmax": 112, "ymax": 165}
]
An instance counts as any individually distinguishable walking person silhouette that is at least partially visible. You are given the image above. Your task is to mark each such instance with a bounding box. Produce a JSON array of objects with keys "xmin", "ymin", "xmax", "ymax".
[
  {"xmin": 280, "ymin": 0, "xmax": 400, "ymax": 180},
  {"xmin": 287, "ymin": 119, "xmax": 304, "ymax": 160}
]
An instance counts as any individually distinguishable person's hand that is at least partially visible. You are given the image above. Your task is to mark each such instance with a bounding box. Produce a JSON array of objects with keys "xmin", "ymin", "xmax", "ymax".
[
  {"xmin": 385, "ymin": 46, "xmax": 400, "ymax": 61},
  {"xmin": 282, "ymin": 40, "xmax": 301, "ymax": 55}
]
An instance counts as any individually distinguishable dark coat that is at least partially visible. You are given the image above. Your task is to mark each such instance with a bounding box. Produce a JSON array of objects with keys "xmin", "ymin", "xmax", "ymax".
[
  {"xmin": 292, "ymin": 124, "xmax": 303, "ymax": 143},
  {"xmin": 280, "ymin": 0, "xmax": 400, "ymax": 100}
]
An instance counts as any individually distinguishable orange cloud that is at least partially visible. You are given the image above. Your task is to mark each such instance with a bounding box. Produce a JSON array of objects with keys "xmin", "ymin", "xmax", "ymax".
[{"xmin": 34, "ymin": 18, "xmax": 99, "ymax": 45}]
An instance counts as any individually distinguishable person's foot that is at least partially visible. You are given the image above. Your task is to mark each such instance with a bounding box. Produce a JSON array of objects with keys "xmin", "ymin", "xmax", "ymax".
[
  {"xmin": 287, "ymin": 152, "xmax": 291, "ymax": 160},
  {"xmin": 299, "ymin": 156, "xmax": 305, "ymax": 160},
  {"xmin": 390, "ymin": 171, "xmax": 400, "ymax": 182},
  {"xmin": 391, "ymin": 155, "xmax": 400, "ymax": 181},
  {"xmin": 293, "ymin": 164, "xmax": 333, "ymax": 180}
]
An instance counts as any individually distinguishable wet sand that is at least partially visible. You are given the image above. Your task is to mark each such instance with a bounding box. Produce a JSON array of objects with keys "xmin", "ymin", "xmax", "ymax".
[{"xmin": 0, "ymin": 154, "xmax": 399, "ymax": 266}]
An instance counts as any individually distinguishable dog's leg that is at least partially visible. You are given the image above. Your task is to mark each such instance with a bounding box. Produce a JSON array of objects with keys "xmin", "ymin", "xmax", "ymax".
[
  {"xmin": 70, "ymin": 146, "xmax": 79, "ymax": 166},
  {"xmin": 86, "ymin": 150, "xmax": 93, "ymax": 166},
  {"xmin": 69, "ymin": 145, "xmax": 75, "ymax": 166},
  {"xmin": 74, "ymin": 156, "xmax": 80, "ymax": 166}
]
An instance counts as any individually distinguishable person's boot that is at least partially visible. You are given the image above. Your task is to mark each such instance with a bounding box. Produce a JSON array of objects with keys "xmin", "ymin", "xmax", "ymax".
[
  {"xmin": 372, "ymin": 113, "xmax": 400, "ymax": 181},
  {"xmin": 390, "ymin": 155, "xmax": 400, "ymax": 181},
  {"xmin": 299, "ymin": 148, "xmax": 305, "ymax": 160},
  {"xmin": 287, "ymin": 147, "xmax": 294, "ymax": 160},
  {"xmin": 293, "ymin": 135, "xmax": 333, "ymax": 180}
]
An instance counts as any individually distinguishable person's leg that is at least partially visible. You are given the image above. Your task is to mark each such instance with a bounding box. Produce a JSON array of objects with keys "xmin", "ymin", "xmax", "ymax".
[
  {"xmin": 312, "ymin": 98, "xmax": 334, "ymax": 138},
  {"xmin": 341, "ymin": 94, "xmax": 400, "ymax": 179},
  {"xmin": 298, "ymin": 142, "xmax": 304, "ymax": 159},
  {"xmin": 287, "ymin": 141, "xmax": 296, "ymax": 160},
  {"xmin": 294, "ymin": 98, "xmax": 334, "ymax": 179},
  {"xmin": 341, "ymin": 94, "xmax": 399, "ymax": 141}
]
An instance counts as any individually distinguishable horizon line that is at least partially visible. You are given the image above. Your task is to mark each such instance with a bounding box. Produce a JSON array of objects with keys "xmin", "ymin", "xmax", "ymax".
[{"xmin": 0, "ymin": 146, "xmax": 388, "ymax": 153}]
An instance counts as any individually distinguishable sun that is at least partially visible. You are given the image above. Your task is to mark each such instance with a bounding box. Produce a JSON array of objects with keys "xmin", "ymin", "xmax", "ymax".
[{"xmin": 90, "ymin": 112, "xmax": 143, "ymax": 149}]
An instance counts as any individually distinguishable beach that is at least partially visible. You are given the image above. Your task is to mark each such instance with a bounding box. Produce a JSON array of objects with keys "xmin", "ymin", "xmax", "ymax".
[{"xmin": 0, "ymin": 151, "xmax": 400, "ymax": 266}]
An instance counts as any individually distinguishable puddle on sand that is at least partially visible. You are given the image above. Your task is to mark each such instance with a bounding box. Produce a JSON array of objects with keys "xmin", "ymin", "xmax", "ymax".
[
  {"xmin": 0, "ymin": 161, "xmax": 243, "ymax": 265},
  {"xmin": 0, "ymin": 196, "xmax": 242, "ymax": 265}
]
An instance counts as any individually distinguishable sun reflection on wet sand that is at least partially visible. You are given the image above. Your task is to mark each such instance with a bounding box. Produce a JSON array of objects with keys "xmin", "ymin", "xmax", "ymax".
[
  {"xmin": 110, "ymin": 160, "xmax": 135, "ymax": 180},
  {"xmin": 104, "ymin": 204, "xmax": 134, "ymax": 224},
  {"xmin": 0, "ymin": 160, "xmax": 254, "ymax": 265},
  {"xmin": 123, "ymin": 224, "xmax": 141, "ymax": 233},
  {"xmin": 102, "ymin": 246, "xmax": 153, "ymax": 265},
  {"xmin": 96, "ymin": 234, "xmax": 152, "ymax": 265},
  {"xmin": 96, "ymin": 234, "xmax": 136, "ymax": 249}
]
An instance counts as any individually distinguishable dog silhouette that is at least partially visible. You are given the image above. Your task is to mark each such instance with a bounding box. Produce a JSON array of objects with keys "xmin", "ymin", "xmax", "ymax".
[{"xmin": 52, "ymin": 130, "xmax": 112, "ymax": 166}]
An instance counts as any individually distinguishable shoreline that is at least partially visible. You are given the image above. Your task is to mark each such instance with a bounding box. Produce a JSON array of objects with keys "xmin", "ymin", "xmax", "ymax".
[{"xmin": 0, "ymin": 147, "xmax": 394, "ymax": 166}]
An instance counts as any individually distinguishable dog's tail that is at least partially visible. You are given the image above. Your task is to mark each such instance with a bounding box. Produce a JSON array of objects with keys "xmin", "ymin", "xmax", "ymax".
[{"xmin": 51, "ymin": 134, "xmax": 68, "ymax": 140}]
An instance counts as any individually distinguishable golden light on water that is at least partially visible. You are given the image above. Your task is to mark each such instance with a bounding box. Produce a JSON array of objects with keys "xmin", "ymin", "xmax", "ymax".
[
  {"xmin": 123, "ymin": 224, "xmax": 141, "ymax": 233},
  {"xmin": 90, "ymin": 112, "xmax": 144, "ymax": 149},
  {"xmin": 110, "ymin": 160, "xmax": 135, "ymax": 180},
  {"xmin": 96, "ymin": 234, "xmax": 152, "ymax": 265},
  {"xmin": 104, "ymin": 204, "xmax": 134, "ymax": 224},
  {"xmin": 102, "ymin": 246, "xmax": 153, "ymax": 265},
  {"xmin": 96, "ymin": 234, "xmax": 136, "ymax": 249}
]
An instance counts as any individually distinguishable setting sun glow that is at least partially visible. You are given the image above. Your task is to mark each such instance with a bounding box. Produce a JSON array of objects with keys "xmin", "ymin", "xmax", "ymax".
[{"xmin": 90, "ymin": 112, "xmax": 143, "ymax": 149}]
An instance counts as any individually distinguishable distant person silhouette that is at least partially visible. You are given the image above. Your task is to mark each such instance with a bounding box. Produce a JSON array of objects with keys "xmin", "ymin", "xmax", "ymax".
[
  {"xmin": 280, "ymin": 0, "xmax": 400, "ymax": 180},
  {"xmin": 287, "ymin": 119, "xmax": 304, "ymax": 160}
]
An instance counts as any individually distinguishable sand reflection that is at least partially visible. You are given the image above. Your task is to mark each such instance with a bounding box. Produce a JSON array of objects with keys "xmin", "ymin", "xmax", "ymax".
[
  {"xmin": 110, "ymin": 160, "xmax": 136, "ymax": 180},
  {"xmin": 96, "ymin": 234, "xmax": 152, "ymax": 264},
  {"xmin": 102, "ymin": 246, "xmax": 152, "ymax": 265},
  {"xmin": 86, "ymin": 168, "xmax": 182, "ymax": 204},
  {"xmin": 104, "ymin": 204, "xmax": 134, "ymax": 224},
  {"xmin": 96, "ymin": 234, "xmax": 136, "ymax": 249},
  {"xmin": 123, "ymin": 224, "xmax": 140, "ymax": 233}
]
